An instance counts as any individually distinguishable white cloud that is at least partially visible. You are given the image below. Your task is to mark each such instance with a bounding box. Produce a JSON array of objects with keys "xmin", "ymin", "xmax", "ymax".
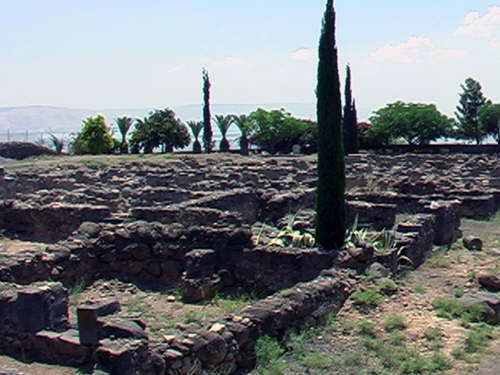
[
  {"xmin": 367, "ymin": 36, "xmax": 467, "ymax": 64},
  {"xmin": 456, "ymin": 6, "xmax": 500, "ymax": 37},
  {"xmin": 291, "ymin": 48, "xmax": 315, "ymax": 62},
  {"xmin": 213, "ymin": 57, "xmax": 245, "ymax": 67},
  {"xmin": 456, "ymin": 6, "xmax": 500, "ymax": 48},
  {"xmin": 431, "ymin": 49, "xmax": 467, "ymax": 58}
]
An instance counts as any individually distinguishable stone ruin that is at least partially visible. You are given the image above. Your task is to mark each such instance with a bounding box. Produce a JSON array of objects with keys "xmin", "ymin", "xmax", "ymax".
[{"xmin": 0, "ymin": 153, "xmax": 499, "ymax": 374}]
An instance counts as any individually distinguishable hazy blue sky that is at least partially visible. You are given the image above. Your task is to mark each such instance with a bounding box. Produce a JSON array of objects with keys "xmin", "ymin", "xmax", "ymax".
[{"xmin": 2, "ymin": 1, "xmax": 500, "ymax": 119}]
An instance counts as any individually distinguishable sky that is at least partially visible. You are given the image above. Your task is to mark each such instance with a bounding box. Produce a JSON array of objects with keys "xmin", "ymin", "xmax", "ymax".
[{"xmin": 1, "ymin": 0, "xmax": 500, "ymax": 120}]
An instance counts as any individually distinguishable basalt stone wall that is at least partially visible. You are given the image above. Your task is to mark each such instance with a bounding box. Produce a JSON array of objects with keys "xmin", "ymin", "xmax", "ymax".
[
  {"xmin": 0, "ymin": 201, "xmax": 112, "ymax": 242},
  {"xmin": 0, "ymin": 271, "xmax": 354, "ymax": 375},
  {"xmin": 0, "ymin": 221, "xmax": 254, "ymax": 288}
]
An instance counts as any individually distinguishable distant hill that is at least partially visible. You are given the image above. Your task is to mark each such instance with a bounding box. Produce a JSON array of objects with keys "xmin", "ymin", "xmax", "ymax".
[{"xmin": 0, "ymin": 103, "xmax": 321, "ymax": 143}]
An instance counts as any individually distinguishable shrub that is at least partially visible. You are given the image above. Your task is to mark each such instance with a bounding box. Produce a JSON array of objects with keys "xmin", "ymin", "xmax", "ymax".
[
  {"xmin": 129, "ymin": 108, "xmax": 190, "ymax": 153},
  {"xmin": 367, "ymin": 101, "xmax": 454, "ymax": 146},
  {"xmin": 248, "ymin": 108, "xmax": 317, "ymax": 154},
  {"xmin": 352, "ymin": 288, "xmax": 385, "ymax": 307},
  {"xmin": 71, "ymin": 115, "xmax": 114, "ymax": 155}
]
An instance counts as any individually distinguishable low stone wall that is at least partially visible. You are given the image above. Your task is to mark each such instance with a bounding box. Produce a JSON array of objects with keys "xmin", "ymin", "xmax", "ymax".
[
  {"xmin": 0, "ymin": 202, "xmax": 111, "ymax": 242},
  {"xmin": 0, "ymin": 273, "xmax": 354, "ymax": 375}
]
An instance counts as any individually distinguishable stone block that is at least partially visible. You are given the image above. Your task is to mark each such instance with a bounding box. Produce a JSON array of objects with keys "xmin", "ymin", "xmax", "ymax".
[
  {"xmin": 185, "ymin": 249, "xmax": 216, "ymax": 279},
  {"xmin": 16, "ymin": 283, "xmax": 68, "ymax": 333},
  {"xmin": 77, "ymin": 305, "xmax": 100, "ymax": 345}
]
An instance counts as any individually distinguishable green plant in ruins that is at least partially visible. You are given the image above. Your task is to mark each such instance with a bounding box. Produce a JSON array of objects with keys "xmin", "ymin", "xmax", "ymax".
[
  {"xmin": 187, "ymin": 120, "xmax": 203, "ymax": 153},
  {"xmin": 214, "ymin": 114, "xmax": 234, "ymax": 152},
  {"xmin": 315, "ymin": 0, "xmax": 346, "ymax": 250}
]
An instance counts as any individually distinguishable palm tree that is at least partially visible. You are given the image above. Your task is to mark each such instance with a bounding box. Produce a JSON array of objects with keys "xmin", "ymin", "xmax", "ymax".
[
  {"xmin": 115, "ymin": 117, "xmax": 134, "ymax": 154},
  {"xmin": 232, "ymin": 115, "xmax": 253, "ymax": 155},
  {"xmin": 214, "ymin": 115, "xmax": 234, "ymax": 152},
  {"xmin": 187, "ymin": 120, "xmax": 203, "ymax": 153},
  {"xmin": 49, "ymin": 134, "xmax": 64, "ymax": 154}
]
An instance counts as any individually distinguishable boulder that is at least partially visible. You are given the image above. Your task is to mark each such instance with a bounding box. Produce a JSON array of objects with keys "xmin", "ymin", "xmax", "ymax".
[
  {"xmin": 463, "ymin": 236, "xmax": 483, "ymax": 251},
  {"xmin": 478, "ymin": 273, "xmax": 500, "ymax": 292}
]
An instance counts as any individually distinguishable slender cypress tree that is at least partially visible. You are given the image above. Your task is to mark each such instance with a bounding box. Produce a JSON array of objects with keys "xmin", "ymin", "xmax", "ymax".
[
  {"xmin": 343, "ymin": 65, "xmax": 359, "ymax": 154},
  {"xmin": 351, "ymin": 99, "xmax": 358, "ymax": 152},
  {"xmin": 202, "ymin": 69, "xmax": 213, "ymax": 152},
  {"xmin": 315, "ymin": 0, "xmax": 345, "ymax": 250},
  {"xmin": 343, "ymin": 65, "xmax": 353, "ymax": 154}
]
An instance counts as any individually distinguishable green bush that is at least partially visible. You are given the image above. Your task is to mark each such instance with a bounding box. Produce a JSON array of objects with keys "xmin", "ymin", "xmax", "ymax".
[
  {"xmin": 248, "ymin": 108, "xmax": 317, "ymax": 154},
  {"xmin": 352, "ymin": 288, "xmax": 385, "ymax": 307},
  {"xmin": 129, "ymin": 108, "xmax": 190, "ymax": 153},
  {"xmin": 366, "ymin": 101, "xmax": 454, "ymax": 146},
  {"xmin": 71, "ymin": 115, "xmax": 115, "ymax": 155}
]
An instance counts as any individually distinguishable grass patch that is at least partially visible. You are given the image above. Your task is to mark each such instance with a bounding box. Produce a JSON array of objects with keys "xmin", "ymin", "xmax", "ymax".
[
  {"xmin": 388, "ymin": 331, "xmax": 406, "ymax": 345},
  {"xmin": 465, "ymin": 324, "xmax": 495, "ymax": 353},
  {"xmin": 413, "ymin": 282, "xmax": 427, "ymax": 294},
  {"xmin": 183, "ymin": 310, "xmax": 205, "ymax": 324},
  {"xmin": 352, "ymin": 288, "xmax": 385, "ymax": 308},
  {"xmin": 376, "ymin": 278, "xmax": 398, "ymax": 294},
  {"xmin": 356, "ymin": 320, "xmax": 377, "ymax": 337},
  {"xmin": 424, "ymin": 327, "xmax": 444, "ymax": 348},
  {"xmin": 301, "ymin": 353, "xmax": 336, "ymax": 369},
  {"xmin": 255, "ymin": 335, "xmax": 285, "ymax": 374},
  {"xmin": 126, "ymin": 301, "xmax": 148, "ymax": 314},
  {"xmin": 383, "ymin": 314, "xmax": 407, "ymax": 332},
  {"xmin": 213, "ymin": 294, "xmax": 254, "ymax": 314},
  {"xmin": 428, "ymin": 249, "xmax": 453, "ymax": 268},
  {"xmin": 364, "ymin": 338, "xmax": 452, "ymax": 374},
  {"xmin": 432, "ymin": 297, "xmax": 486, "ymax": 324}
]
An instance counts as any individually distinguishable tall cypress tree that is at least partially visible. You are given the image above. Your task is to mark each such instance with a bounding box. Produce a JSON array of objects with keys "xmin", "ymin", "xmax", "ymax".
[
  {"xmin": 202, "ymin": 69, "xmax": 213, "ymax": 152},
  {"xmin": 343, "ymin": 65, "xmax": 358, "ymax": 154},
  {"xmin": 351, "ymin": 99, "xmax": 358, "ymax": 152},
  {"xmin": 315, "ymin": 0, "xmax": 345, "ymax": 250}
]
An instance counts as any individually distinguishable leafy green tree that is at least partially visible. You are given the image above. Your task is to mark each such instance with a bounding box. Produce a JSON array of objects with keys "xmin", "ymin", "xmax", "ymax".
[
  {"xmin": 367, "ymin": 101, "xmax": 454, "ymax": 145},
  {"xmin": 248, "ymin": 108, "xmax": 316, "ymax": 154},
  {"xmin": 187, "ymin": 120, "xmax": 203, "ymax": 153},
  {"xmin": 479, "ymin": 103, "xmax": 500, "ymax": 144},
  {"xmin": 455, "ymin": 78, "xmax": 490, "ymax": 144},
  {"xmin": 232, "ymin": 114, "xmax": 254, "ymax": 155},
  {"xmin": 129, "ymin": 108, "xmax": 190, "ymax": 154},
  {"xmin": 115, "ymin": 116, "xmax": 134, "ymax": 154},
  {"xmin": 71, "ymin": 115, "xmax": 114, "ymax": 155},
  {"xmin": 202, "ymin": 69, "xmax": 213, "ymax": 152},
  {"xmin": 315, "ymin": 0, "xmax": 345, "ymax": 250},
  {"xmin": 343, "ymin": 65, "xmax": 358, "ymax": 154},
  {"xmin": 214, "ymin": 115, "xmax": 234, "ymax": 152}
]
